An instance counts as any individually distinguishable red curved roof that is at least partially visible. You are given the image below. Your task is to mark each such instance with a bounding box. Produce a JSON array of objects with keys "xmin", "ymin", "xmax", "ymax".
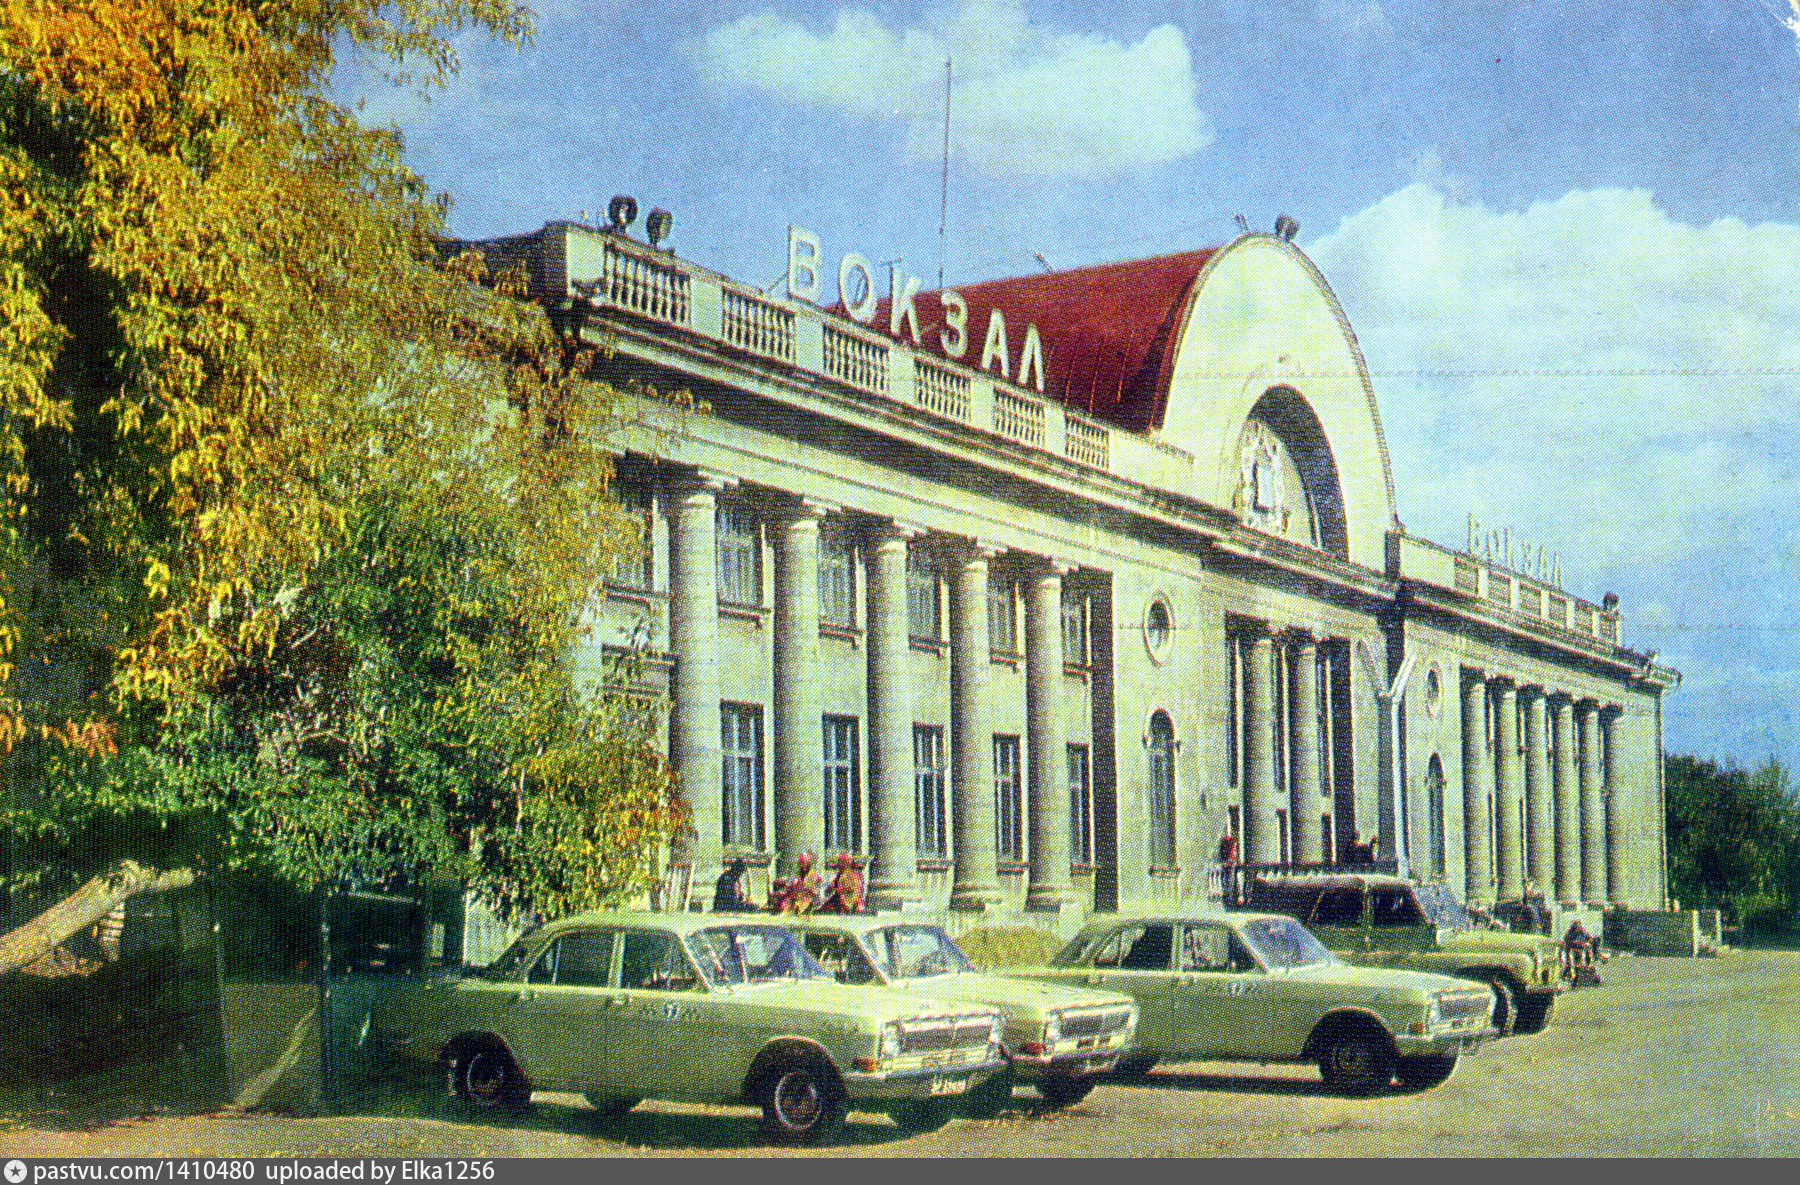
[{"xmin": 862, "ymin": 248, "xmax": 1217, "ymax": 433}]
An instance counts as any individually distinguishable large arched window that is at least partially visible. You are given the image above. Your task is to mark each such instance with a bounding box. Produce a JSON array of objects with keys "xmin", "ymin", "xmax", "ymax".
[
  {"xmin": 1232, "ymin": 389, "xmax": 1349, "ymax": 558},
  {"xmin": 1148, "ymin": 711, "xmax": 1177, "ymax": 867},
  {"xmin": 1425, "ymin": 754, "xmax": 1447, "ymax": 878}
]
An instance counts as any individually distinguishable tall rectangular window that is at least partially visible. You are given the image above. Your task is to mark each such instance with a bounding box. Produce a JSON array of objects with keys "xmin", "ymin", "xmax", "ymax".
[
  {"xmin": 913, "ymin": 725, "xmax": 947, "ymax": 857},
  {"xmin": 906, "ymin": 559, "xmax": 940, "ymax": 640},
  {"xmin": 720, "ymin": 703, "xmax": 764, "ymax": 848},
  {"xmin": 1276, "ymin": 807, "xmax": 1291, "ymax": 864},
  {"xmin": 716, "ymin": 506, "xmax": 760, "ymax": 605},
  {"xmin": 1272, "ymin": 643, "xmax": 1288, "ymax": 794},
  {"xmin": 612, "ymin": 481, "xmax": 654, "ymax": 590},
  {"xmin": 822, "ymin": 715, "xmax": 860, "ymax": 853},
  {"xmin": 1226, "ymin": 635, "xmax": 1241, "ymax": 787},
  {"xmin": 994, "ymin": 734, "xmax": 1023, "ymax": 861},
  {"xmin": 1316, "ymin": 648, "xmax": 1334, "ymax": 800},
  {"xmin": 1067, "ymin": 743, "xmax": 1093, "ymax": 864},
  {"xmin": 987, "ymin": 577, "xmax": 1017, "ymax": 654},
  {"xmin": 818, "ymin": 533, "xmax": 856, "ymax": 628},
  {"xmin": 1061, "ymin": 589, "xmax": 1089, "ymax": 666}
]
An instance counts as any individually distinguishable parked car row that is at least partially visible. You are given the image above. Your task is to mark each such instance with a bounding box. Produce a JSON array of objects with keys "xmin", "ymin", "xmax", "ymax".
[{"xmin": 370, "ymin": 876, "xmax": 1553, "ymax": 1145}]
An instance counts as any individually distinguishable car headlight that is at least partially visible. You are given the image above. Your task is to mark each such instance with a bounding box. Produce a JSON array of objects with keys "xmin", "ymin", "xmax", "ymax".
[
  {"xmin": 1127, "ymin": 1003, "xmax": 1140, "ymax": 1034},
  {"xmin": 1042, "ymin": 1012, "xmax": 1062, "ymax": 1045},
  {"xmin": 990, "ymin": 1014, "xmax": 1007, "ymax": 1048},
  {"xmin": 880, "ymin": 1022, "xmax": 901, "ymax": 1061},
  {"xmin": 1427, "ymin": 994, "xmax": 1444, "ymax": 1027}
]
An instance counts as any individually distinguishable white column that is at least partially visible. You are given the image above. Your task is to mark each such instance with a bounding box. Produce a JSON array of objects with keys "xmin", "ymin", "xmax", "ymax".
[
  {"xmin": 772, "ymin": 497, "xmax": 831, "ymax": 876},
  {"xmin": 866, "ymin": 521, "xmax": 922, "ymax": 907},
  {"xmin": 1578, "ymin": 699, "xmax": 1605, "ymax": 906},
  {"xmin": 1242, "ymin": 626, "xmax": 1279, "ymax": 864},
  {"xmin": 1551, "ymin": 695, "xmax": 1580, "ymax": 907},
  {"xmin": 1492, "ymin": 679, "xmax": 1522, "ymax": 900},
  {"xmin": 1603, "ymin": 705, "xmax": 1628, "ymax": 905},
  {"xmin": 949, "ymin": 542, "xmax": 1004, "ymax": 909},
  {"xmin": 668, "ymin": 472, "xmax": 733, "ymax": 901},
  {"xmin": 1523, "ymin": 687, "xmax": 1551, "ymax": 897},
  {"xmin": 1461, "ymin": 671, "xmax": 1492, "ymax": 902},
  {"xmin": 1025, "ymin": 560, "xmax": 1074, "ymax": 910},
  {"xmin": 1287, "ymin": 633, "xmax": 1322, "ymax": 865}
]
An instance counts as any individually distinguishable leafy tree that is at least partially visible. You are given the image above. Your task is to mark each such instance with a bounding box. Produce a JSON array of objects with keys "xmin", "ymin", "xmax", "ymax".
[
  {"xmin": 0, "ymin": 0, "xmax": 685, "ymax": 937},
  {"xmin": 1665, "ymin": 753, "xmax": 1800, "ymax": 935}
]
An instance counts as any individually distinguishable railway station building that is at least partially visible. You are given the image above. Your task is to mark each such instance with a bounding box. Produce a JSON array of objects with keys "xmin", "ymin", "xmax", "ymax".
[{"xmin": 457, "ymin": 212, "xmax": 1679, "ymax": 921}]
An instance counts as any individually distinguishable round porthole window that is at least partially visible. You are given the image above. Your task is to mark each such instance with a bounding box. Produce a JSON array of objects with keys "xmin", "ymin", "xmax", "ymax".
[
  {"xmin": 1425, "ymin": 664, "xmax": 1443, "ymax": 717},
  {"xmin": 1144, "ymin": 597, "xmax": 1174, "ymax": 663}
]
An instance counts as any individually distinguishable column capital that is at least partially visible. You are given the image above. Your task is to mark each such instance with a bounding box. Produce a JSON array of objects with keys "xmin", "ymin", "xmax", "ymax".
[
  {"xmin": 862, "ymin": 516, "xmax": 927, "ymax": 545},
  {"xmin": 1487, "ymin": 673, "xmax": 1517, "ymax": 691},
  {"xmin": 952, "ymin": 537, "xmax": 1007, "ymax": 564},
  {"xmin": 1281, "ymin": 627, "xmax": 1322, "ymax": 647},
  {"xmin": 1232, "ymin": 616, "xmax": 1276, "ymax": 639},
  {"xmin": 1545, "ymin": 689, "xmax": 1576, "ymax": 707},
  {"xmin": 1026, "ymin": 555, "xmax": 1077, "ymax": 578},
  {"xmin": 669, "ymin": 468, "xmax": 738, "ymax": 498},
  {"xmin": 768, "ymin": 493, "xmax": 839, "ymax": 524}
]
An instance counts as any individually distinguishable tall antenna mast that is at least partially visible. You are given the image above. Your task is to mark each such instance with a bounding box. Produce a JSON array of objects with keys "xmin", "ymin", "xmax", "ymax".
[{"xmin": 938, "ymin": 57, "xmax": 951, "ymax": 289}]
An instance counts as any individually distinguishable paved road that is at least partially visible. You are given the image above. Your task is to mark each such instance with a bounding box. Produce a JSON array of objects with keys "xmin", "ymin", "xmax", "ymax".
[{"xmin": 8, "ymin": 950, "xmax": 1800, "ymax": 1158}]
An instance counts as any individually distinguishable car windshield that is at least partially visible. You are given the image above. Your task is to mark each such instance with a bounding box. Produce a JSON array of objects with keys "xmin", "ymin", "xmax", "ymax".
[
  {"xmin": 1235, "ymin": 916, "xmax": 1336, "ymax": 970},
  {"xmin": 1416, "ymin": 884, "xmax": 1472, "ymax": 930},
  {"xmin": 863, "ymin": 924, "xmax": 976, "ymax": 980},
  {"xmin": 686, "ymin": 924, "xmax": 831, "ymax": 987},
  {"xmin": 478, "ymin": 934, "xmax": 542, "ymax": 981}
]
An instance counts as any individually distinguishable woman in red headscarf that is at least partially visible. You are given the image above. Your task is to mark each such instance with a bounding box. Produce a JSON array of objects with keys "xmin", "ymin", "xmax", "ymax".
[
  {"xmin": 777, "ymin": 851, "xmax": 823, "ymax": 915},
  {"xmin": 821, "ymin": 853, "xmax": 865, "ymax": 913}
]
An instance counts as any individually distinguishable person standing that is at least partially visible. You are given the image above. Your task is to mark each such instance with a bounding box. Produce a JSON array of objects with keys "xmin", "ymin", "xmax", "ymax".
[
  {"xmin": 822, "ymin": 853, "xmax": 865, "ymax": 913},
  {"xmin": 713, "ymin": 857, "xmax": 751, "ymax": 912}
]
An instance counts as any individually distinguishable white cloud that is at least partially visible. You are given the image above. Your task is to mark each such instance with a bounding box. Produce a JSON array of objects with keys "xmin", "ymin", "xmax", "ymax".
[
  {"xmin": 1308, "ymin": 184, "xmax": 1800, "ymax": 575},
  {"xmin": 689, "ymin": 0, "xmax": 1211, "ymax": 176}
]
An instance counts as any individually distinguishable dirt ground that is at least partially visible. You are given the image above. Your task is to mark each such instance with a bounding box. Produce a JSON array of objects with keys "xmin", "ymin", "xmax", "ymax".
[{"xmin": 6, "ymin": 949, "xmax": 1799, "ymax": 1158}]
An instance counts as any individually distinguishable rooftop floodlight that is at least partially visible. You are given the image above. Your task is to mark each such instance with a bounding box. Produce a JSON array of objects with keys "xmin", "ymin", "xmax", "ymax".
[
  {"xmin": 608, "ymin": 194, "xmax": 639, "ymax": 233},
  {"xmin": 1274, "ymin": 214, "xmax": 1300, "ymax": 242},
  {"xmin": 646, "ymin": 207, "xmax": 673, "ymax": 249}
]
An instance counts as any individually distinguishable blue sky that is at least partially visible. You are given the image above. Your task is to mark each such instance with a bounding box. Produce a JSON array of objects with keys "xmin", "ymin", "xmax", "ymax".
[{"xmin": 336, "ymin": 0, "xmax": 1800, "ymax": 773}]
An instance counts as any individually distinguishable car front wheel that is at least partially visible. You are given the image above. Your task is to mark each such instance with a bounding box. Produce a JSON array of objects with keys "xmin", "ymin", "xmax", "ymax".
[
  {"xmin": 1513, "ymin": 993, "xmax": 1555, "ymax": 1034},
  {"xmin": 1394, "ymin": 1054, "xmax": 1458, "ymax": 1090},
  {"xmin": 452, "ymin": 1043, "xmax": 529, "ymax": 1108},
  {"xmin": 1318, "ymin": 1031, "xmax": 1395, "ymax": 1096},
  {"xmin": 891, "ymin": 1099, "xmax": 958, "ymax": 1133},
  {"xmin": 1480, "ymin": 975, "xmax": 1517, "ymax": 1036},
  {"xmin": 1037, "ymin": 1074, "xmax": 1096, "ymax": 1109},
  {"xmin": 759, "ymin": 1063, "xmax": 847, "ymax": 1145}
]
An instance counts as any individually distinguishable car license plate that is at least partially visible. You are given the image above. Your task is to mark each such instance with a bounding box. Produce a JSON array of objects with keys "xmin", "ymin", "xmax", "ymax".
[{"xmin": 930, "ymin": 1076, "xmax": 967, "ymax": 1096}]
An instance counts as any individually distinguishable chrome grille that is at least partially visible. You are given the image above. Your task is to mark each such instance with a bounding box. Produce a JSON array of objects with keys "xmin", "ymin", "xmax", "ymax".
[
  {"xmin": 897, "ymin": 1014, "xmax": 993, "ymax": 1054},
  {"xmin": 1440, "ymin": 991, "xmax": 1494, "ymax": 1025},
  {"xmin": 1057, "ymin": 1004, "xmax": 1134, "ymax": 1038}
]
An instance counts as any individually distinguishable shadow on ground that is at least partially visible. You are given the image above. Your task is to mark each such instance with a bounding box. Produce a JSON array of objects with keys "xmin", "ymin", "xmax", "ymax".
[
  {"xmin": 1111, "ymin": 1067, "xmax": 1421, "ymax": 1099},
  {"xmin": 302, "ymin": 1072, "xmax": 923, "ymax": 1151}
]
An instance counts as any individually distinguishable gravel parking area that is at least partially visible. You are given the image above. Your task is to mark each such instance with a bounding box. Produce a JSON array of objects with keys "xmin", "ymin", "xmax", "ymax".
[{"xmin": 6, "ymin": 949, "xmax": 1798, "ymax": 1157}]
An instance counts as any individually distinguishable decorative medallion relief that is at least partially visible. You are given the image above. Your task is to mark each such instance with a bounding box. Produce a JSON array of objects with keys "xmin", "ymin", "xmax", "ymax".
[{"xmin": 1235, "ymin": 420, "xmax": 1291, "ymax": 535}]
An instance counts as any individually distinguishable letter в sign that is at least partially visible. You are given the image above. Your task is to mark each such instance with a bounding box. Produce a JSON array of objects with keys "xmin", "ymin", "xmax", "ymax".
[
  {"xmin": 939, "ymin": 291, "xmax": 968, "ymax": 358},
  {"xmin": 788, "ymin": 225, "xmax": 823, "ymax": 302},
  {"xmin": 839, "ymin": 252, "xmax": 878, "ymax": 323}
]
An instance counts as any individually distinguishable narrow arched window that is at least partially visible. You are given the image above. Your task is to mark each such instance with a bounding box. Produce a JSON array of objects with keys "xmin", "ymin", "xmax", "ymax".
[
  {"xmin": 1426, "ymin": 754, "xmax": 1447, "ymax": 877},
  {"xmin": 1148, "ymin": 711, "xmax": 1177, "ymax": 867}
]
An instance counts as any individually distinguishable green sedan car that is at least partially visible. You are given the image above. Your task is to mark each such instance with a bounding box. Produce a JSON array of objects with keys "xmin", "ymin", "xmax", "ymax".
[
  {"xmin": 1004, "ymin": 911, "xmax": 1497, "ymax": 1094},
  {"xmin": 370, "ymin": 911, "xmax": 1007, "ymax": 1142},
  {"xmin": 780, "ymin": 916, "xmax": 1138, "ymax": 1112}
]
